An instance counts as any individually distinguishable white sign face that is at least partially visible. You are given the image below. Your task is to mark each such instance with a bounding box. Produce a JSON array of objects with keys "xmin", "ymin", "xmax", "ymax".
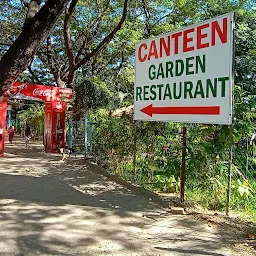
[{"xmin": 134, "ymin": 13, "xmax": 234, "ymax": 125}]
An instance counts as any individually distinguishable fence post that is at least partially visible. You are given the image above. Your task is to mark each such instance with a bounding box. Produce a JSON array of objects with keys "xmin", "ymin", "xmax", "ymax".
[
  {"xmin": 180, "ymin": 126, "xmax": 187, "ymax": 202},
  {"xmin": 68, "ymin": 121, "xmax": 73, "ymax": 150},
  {"xmin": 84, "ymin": 117, "xmax": 88, "ymax": 156},
  {"xmin": 89, "ymin": 122, "xmax": 93, "ymax": 155}
]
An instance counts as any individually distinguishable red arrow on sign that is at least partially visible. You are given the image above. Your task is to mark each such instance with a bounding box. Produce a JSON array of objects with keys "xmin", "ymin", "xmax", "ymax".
[{"xmin": 140, "ymin": 104, "xmax": 220, "ymax": 117}]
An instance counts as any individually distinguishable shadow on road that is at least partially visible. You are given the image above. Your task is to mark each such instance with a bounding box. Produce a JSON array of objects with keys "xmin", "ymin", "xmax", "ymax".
[
  {"xmin": 0, "ymin": 138, "xmax": 254, "ymax": 256},
  {"xmin": 0, "ymin": 172, "xmax": 157, "ymax": 212}
]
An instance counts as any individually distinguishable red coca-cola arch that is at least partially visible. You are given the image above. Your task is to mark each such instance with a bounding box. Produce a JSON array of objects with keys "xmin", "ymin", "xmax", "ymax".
[{"xmin": 0, "ymin": 82, "xmax": 72, "ymax": 156}]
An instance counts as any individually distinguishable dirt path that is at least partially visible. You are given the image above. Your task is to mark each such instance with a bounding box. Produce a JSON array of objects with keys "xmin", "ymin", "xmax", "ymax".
[{"xmin": 0, "ymin": 138, "xmax": 255, "ymax": 256}]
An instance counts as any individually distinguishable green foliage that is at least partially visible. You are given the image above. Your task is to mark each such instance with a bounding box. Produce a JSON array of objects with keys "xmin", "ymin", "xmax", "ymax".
[
  {"xmin": 154, "ymin": 175, "xmax": 180, "ymax": 193},
  {"xmin": 19, "ymin": 104, "xmax": 44, "ymax": 139},
  {"xmin": 73, "ymin": 78, "xmax": 113, "ymax": 118},
  {"xmin": 89, "ymin": 82, "xmax": 256, "ymax": 221},
  {"xmin": 0, "ymin": 1, "xmax": 25, "ymax": 57},
  {"xmin": 234, "ymin": 179, "xmax": 254, "ymax": 200},
  {"xmin": 235, "ymin": 11, "xmax": 256, "ymax": 93}
]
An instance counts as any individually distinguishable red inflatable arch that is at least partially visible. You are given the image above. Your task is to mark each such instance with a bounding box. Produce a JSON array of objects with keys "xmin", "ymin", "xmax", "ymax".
[{"xmin": 0, "ymin": 82, "xmax": 72, "ymax": 156}]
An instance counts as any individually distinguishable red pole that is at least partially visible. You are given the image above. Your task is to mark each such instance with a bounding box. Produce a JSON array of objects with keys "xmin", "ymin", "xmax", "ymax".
[{"xmin": 0, "ymin": 97, "xmax": 7, "ymax": 156}]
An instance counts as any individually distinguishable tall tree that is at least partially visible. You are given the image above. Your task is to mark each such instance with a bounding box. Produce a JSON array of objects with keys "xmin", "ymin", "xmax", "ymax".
[
  {"xmin": 37, "ymin": 0, "xmax": 129, "ymax": 88},
  {"xmin": 0, "ymin": 0, "xmax": 69, "ymax": 101},
  {"xmin": 0, "ymin": 0, "xmax": 130, "ymax": 101}
]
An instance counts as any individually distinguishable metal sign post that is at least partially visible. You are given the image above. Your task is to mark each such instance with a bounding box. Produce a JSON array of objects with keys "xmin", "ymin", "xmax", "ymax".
[
  {"xmin": 226, "ymin": 124, "xmax": 233, "ymax": 216},
  {"xmin": 133, "ymin": 121, "xmax": 137, "ymax": 181},
  {"xmin": 180, "ymin": 126, "xmax": 187, "ymax": 201}
]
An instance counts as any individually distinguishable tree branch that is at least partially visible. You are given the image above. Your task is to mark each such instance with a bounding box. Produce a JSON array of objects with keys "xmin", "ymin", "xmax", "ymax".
[
  {"xmin": 46, "ymin": 37, "xmax": 56, "ymax": 73},
  {"xmin": 75, "ymin": 0, "xmax": 111, "ymax": 63},
  {"xmin": 151, "ymin": 1, "xmax": 175, "ymax": 27},
  {"xmin": 20, "ymin": 0, "xmax": 29, "ymax": 8},
  {"xmin": 46, "ymin": 37, "xmax": 65, "ymax": 87},
  {"xmin": 24, "ymin": 0, "xmax": 43, "ymax": 27},
  {"xmin": 63, "ymin": 0, "xmax": 78, "ymax": 84},
  {"xmin": 75, "ymin": 35, "xmax": 88, "ymax": 63},
  {"xmin": 75, "ymin": 0, "xmax": 129, "ymax": 70},
  {"xmin": 91, "ymin": 0, "xmax": 111, "ymax": 38},
  {"xmin": 0, "ymin": 42, "xmax": 13, "ymax": 47},
  {"xmin": 93, "ymin": 51, "xmax": 119, "ymax": 76},
  {"xmin": 142, "ymin": 0, "xmax": 175, "ymax": 37},
  {"xmin": 142, "ymin": 0, "xmax": 151, "ymax": 36},
  {"xmin": 28, "ymin": 60, "xmax": 42, "ymax": 84}
]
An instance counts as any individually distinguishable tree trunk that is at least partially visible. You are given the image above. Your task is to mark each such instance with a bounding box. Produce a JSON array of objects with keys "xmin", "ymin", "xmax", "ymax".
[
  {"xmin": 24, "ymin": 0, "xmax": 42, "ymax": 27},
  {"xmin": 56, "ymin": 76, "xmax": 66, "ymax": 88},
  {"xmin": 0, "ymin": 0, "xmax": 69, "ymax": 98}
]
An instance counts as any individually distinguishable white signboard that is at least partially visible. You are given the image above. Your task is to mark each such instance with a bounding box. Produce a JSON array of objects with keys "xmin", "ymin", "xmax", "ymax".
[{"xmin": 134, "ymin": 13, "xmax": 234, "ymax": 125}]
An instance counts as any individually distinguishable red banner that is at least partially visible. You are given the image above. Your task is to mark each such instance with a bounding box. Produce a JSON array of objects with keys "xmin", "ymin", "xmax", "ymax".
[
  {"xmin": 0, "ymin": 98, "xmax": 7, "ymax": 156},
  {"xmin": 5, "ymin": 82, "xmax": 72, "ymax": 102},
  {"xmin": 0, "ymin": 82, "xmax": 72, "ymax": 156}
]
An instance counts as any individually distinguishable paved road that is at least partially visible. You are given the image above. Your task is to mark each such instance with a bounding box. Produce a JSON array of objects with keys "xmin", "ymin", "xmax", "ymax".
[{"xmin": 0, "ymin": 138, "xmax": 254, "ymax": 256}]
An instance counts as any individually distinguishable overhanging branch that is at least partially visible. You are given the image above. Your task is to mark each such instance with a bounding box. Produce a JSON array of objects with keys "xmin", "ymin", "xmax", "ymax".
[
  {"xmin": 75, "ymin": 0, "xmax": 111, "ymax": 63},
  {"xmin": 63, "ymin": 0, "xmax": 78, "ymax": 84},
  {"xmin": 20, "ymin": 0, "xmax": 29, "ymax": 8},
  {"xmin": 75, "ymin": 0, "xmax": 129, "ymax": 70}
]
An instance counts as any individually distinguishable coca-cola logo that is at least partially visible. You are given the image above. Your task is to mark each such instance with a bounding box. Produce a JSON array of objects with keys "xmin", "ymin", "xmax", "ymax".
[
  {"xmin": 33, "ymin": 88, "xmax": 53, "ymax": 97},
  {"xmin": 8, "ymin": 83, "xmax": 27, "ymax": 96}
]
